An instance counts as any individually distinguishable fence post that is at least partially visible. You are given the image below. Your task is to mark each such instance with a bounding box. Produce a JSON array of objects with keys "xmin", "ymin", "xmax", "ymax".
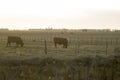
[
  {"xmin": 44, "ymin": 40, "xmax": 47, "ymax": 54},
  {"xmin": 74, "ymin": 42, "xmax": 77, "ymax": 54},
  {"xmin": 116, "ymin": 38, "xmax": 118, "ymax": 45},
  {"xmin": 100, "ymin": 37, "xmax": 103, "ymax": 45},
  {"xmin": 111, "ymin": 38, "xmax": 112, "ymax": 45},
  {"xmin": 90, "ymin": 37, "xmax": 93, "ymax": 45},
  {"xmin": 77, "ymin": 41, "xmax": 80, "ymax": 54},
  {"xmin": 106, "ymin": 40, "xmax": 108, "ymax": 56}
]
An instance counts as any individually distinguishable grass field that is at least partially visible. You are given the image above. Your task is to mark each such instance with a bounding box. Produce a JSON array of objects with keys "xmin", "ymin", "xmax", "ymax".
[
  {"xmin": 0, "ymin": 30, "xmax": 120, "ymax": 59},
  {"xmin": 0, "ymin": 30, "xmax": 120, "ymax": 80}
]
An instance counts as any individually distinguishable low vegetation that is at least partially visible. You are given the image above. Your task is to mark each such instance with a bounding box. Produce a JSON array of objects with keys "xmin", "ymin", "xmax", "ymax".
[{"xmin": 0, "ymin": 55, "xmax": 119, "ymax": 80}]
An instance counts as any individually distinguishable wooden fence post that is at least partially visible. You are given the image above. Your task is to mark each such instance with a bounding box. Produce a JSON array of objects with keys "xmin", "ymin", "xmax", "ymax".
[
  {"xmin": 100, "ymin": 37, "xmax": 103, "ymax": 45},
  {"xmin": 77, "ymin": 41, "xmax": 80, "ymax": 54},
  {"xmin": 116, "ymin": 38, "xmax": 118, "ymax": 45},
  {"xmin": 106, "ymin": 40, "xmax": 108, "ymax": 56},
  {"xmin": 44, "ymin": 40, "xmax": 47, "ymax": 54},
  {"xmin": 74, "ymin": 42, "xmax": 77, "ymax": 54},
  {"xmin": 111, "ymin": 38, "xmax": 112, "ymax": 45},
  {"xmin": 90, "ymin": 37, "xmax": 93, "ymax": 45}
]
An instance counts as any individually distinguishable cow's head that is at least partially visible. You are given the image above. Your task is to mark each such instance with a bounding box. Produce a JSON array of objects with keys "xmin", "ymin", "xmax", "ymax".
[{"xmin": 64, "ymin": 41, "xmax": 68, "ymax": 48}]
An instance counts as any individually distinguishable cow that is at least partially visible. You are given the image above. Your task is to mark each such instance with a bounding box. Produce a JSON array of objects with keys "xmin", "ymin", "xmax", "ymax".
[
  {"xmin": 7, "ymin": 36, "xmax": 24, "ymax": 47},
  {"xmin": 53, "ymin": 37, "xmax": 68, "ymax": 48}
]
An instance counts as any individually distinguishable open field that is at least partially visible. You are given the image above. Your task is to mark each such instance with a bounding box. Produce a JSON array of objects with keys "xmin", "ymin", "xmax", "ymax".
[
  {"xmin": 0, "ymin": 40, "xmax": 119, "ymax": 60},
  {"xmin": 0, "ymin": 30, "xmax": 120, "ymax": 59},
  {"xmin": 0, "ymin": 30, "xmax": 120, "ymax": 80}
]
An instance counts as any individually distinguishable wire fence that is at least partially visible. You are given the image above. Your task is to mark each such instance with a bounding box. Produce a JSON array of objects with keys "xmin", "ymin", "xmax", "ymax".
[{"xmin": 0, "ymin": 33, "xmax": 120, "ymax": 56}]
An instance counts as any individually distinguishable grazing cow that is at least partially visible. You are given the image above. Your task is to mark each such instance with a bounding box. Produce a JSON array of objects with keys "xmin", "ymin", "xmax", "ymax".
[
  {"xmin": 53, "ymin": 37, "xmax": 68, "ymax": 48},
  {"xmin": 7, "ymin": 36, "xmax": 24, "ymax": 47}
]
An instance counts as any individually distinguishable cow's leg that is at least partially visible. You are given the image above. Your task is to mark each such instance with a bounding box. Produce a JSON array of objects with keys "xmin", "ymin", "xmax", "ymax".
[
  {"xmin": 55, "ymin": 43, "xmax": 57, "ymax": 48},
  {"xmin": 7, "ymin": 42, "xmax": 10, "ymax": 47},
  {"xmin": 63, "ymin": 44, "xmax": 65, "ymax": 48},
  {"xmin": 65, "ymin": 45, "xmax": 67, "ymax": 48},
  {"xmin": 63, "ymin": 44, "xmax": 67, "ymax": 48},
  {"xmin": 6, "ymin": 42, "xmax": 8, "ymax": 47},
  {"xmin": 16, "ymin": 43, "xmax": 19, "ymax": 47},
  {"xmin": 65, "ymin": 44, "xmax": 67, "ymax": 48},
  {"xmin": 63, "ymin": 44, "xmax": 64, "ymax": 48},
  {"xmin": 20, "ymin": 43, "xmax": 23, "ymax": 47},
  {"xmin": 17, "ymin": 44, "xmax": 19, "ymax": 47}
]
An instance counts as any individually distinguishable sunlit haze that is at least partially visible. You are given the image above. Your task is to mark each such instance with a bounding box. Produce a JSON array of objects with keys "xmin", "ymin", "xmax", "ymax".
[{"xmin": 0, "ymin": 0, "xmax": 120, "ymax": 30}]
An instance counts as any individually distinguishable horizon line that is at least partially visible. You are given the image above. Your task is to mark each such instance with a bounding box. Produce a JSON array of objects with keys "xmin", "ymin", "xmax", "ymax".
[{"xmin": 0, "ymin": 28, "xmax": 119, "ymax": 31}]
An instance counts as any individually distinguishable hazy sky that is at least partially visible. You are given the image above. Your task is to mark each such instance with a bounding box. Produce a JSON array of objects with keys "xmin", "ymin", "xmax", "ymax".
[{"xmin": 0, "ymin": 0, "xmax": 120, "ymax": 30}]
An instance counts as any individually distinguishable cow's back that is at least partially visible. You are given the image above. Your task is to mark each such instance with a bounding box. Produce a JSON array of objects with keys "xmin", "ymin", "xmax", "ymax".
[
  {"xmin": 8, "ymin": 36, "xmax": 21, "ymax": 42},
  {"xmin": 54, "ymin": 37, "xmax": 68, "ymax": 44}
]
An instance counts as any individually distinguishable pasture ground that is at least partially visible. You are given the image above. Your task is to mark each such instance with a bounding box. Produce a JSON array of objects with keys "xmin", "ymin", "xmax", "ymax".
[
  {"xmin": 0, "ymin": 40, "xmax": 119, "ymax": 60},
  {"xmin": 0, "ymin": 30, "xmax": 120, "ymax": 80}
]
